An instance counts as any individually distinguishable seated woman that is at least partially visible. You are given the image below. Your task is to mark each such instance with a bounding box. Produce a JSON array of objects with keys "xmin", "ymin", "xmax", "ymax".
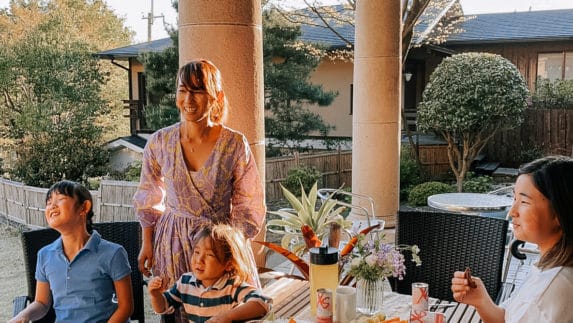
[{"xmin": 451, "ymin": 155, "xmax": 573, "ymax": 322}]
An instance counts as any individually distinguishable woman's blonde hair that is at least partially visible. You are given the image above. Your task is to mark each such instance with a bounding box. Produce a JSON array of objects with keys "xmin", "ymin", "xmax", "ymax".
[
  {"xmin": 192, "ymin": 224, "xmax": 258, "ymax": 285},
  {"xmin": 176, "ymin": 59, "xmax": 229, "ymax": 124}
]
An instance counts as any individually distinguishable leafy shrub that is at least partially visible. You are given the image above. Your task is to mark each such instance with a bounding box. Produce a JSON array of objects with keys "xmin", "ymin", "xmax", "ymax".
[
  {"xmin": 123, "ymin": 161, "xmax": 142, "ymax": 182},
  {"xmin": 532, "ymin": 77, "xmax": 573, "ymax": 109},
  {"xmin": 462, "ymin": 172, "xmax": 493, "ymax": 193},
  {"xmin": 106, "ymin": 161, "xmax": 142, "ymax": 182},
  {"xmin": 408, "ymin": 181, "xmax": 454, "ymax": 206},
  {"xmin": 417, "ymin": 52, "xmax": 528, "ymax": 191},
  {"xmin": 518, "ymin": 145, "xmax": 544, "ymax": 165},
  {"xmin": 265, "ymin": 145, "xmax": 283, "ymax": 158},
  {"xmin": 400, "ymin": 145, "xmax": 422, "ymax": 200},
  {"xmin": 283, "ymin": 165, "xmax": 323, "ymax": 197}
]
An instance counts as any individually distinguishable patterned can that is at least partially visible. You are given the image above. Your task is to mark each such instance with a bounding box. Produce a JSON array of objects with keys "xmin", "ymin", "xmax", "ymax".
[
  {"xmin": 412, "ymin": 282, "xmax": 429, "ymax": 312},
  {"xmin": 316, "ymin": 288, "xmax": 333, "ymax": 323}
]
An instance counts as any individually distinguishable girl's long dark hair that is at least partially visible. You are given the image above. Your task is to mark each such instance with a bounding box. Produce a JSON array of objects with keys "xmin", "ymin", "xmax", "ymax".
[
  {"xmin": 46, "ymin": 180, "xmax": 95, "ymax": 233},
  {"xmin": 518, "ymin": 155, "xmax": 573, "ymax": 268}
]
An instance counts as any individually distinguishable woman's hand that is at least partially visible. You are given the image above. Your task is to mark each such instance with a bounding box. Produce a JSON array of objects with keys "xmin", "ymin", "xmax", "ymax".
[
  {"xmin": 451, "ymin": 271, "xmax": 490, "ymax": 307},
  {"xmin": 451, "ymin": 271, "xmax": 506, "ymax": 322},
  {"xmin": 138, "ymin": 241, "xmax": 153, "ymax": 277},
  {"xmin": 138, "ymin": 227, "xmax": 154, "ymax": 277}
]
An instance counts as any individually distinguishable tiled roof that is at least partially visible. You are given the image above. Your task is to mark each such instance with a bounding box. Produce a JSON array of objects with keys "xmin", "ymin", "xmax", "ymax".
[
  {"xmin": 446, "ymin": 9, "xmax": 573, "ymax": 44},
  {"xmin": 107, "ymin": 135, "xmax": 147, "ymax": 150},
  {"xmin": 299, "ymin": 7, "xmax": 573, "ymax": 47},
  {"xmin": 96, "ymin": 8, "xmax": 573, "ymax": 59},
  {"xmin": 298, "ymin": 5, "xmax": 354, "ymax": 48},
  {"xmin": 96, "ymin": 37, "xmax": 174, "ymax": 60},
  {"xmin": 121, "ymin": 135, "xmax": 148, "ymax": 148}
]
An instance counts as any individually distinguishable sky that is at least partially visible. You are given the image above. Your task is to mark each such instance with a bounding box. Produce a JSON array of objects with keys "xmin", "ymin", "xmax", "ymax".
[{"xmin": 1, "ymin": 0, "xmax": 573, "ymax": 44}]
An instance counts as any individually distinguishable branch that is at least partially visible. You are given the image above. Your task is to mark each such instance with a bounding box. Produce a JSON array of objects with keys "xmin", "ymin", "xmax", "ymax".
[
  {"xmin": 2, "ymin": 88, "xmax": 22, "ymax": 114},
  {"xmin": 443, "ymin": 131, "xmax": 460, "ymax": 178},
  {"xmin": 414, "ymin": 0, "xmax": 458, "ymax": 46},
  {"xmin": 402, "ymin": 0, "xmax": 432, "ymax": 61},
  {"xmin": 302, "ymin": 0, "xmax": 354, "ymax": 48}
]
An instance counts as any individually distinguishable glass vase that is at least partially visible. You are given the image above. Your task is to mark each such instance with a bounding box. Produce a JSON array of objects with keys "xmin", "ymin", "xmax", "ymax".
[{"xmin": 356, "ymin": 277, "xmax": 385, "ymax": 315}]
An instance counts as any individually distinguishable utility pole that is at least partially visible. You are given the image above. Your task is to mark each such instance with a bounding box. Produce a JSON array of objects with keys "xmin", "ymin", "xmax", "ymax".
[{"xmin": 142, "ymin": 0, "xmax": 164, "ymax": 42}]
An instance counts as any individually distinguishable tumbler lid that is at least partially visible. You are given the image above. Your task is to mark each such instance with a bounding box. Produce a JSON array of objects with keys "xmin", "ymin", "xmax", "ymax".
[{"xmin": 310, "ymin": 246, "xmax": 338, "ymax": 265}]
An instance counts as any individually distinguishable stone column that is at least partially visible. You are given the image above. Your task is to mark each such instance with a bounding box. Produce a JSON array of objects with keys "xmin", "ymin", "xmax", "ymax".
[
  {"xmin": 179, "ymin": 0, "xmax": 267, "ymax": 265},
  {"xmin": 352, "ymin": 1, "xmax": 402, "ymax": 227}
]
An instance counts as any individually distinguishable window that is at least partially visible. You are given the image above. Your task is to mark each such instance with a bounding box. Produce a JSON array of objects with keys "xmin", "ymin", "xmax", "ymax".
[
  {"xmin": 537, "ymin": 52, "xmax": 573, "ymax": 80},
  {"xmin": 349, "ymin": 83, "xmax": 353, "ymax": 115}
]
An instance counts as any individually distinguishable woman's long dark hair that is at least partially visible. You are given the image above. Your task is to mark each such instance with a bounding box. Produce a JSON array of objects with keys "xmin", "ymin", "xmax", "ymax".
[
  {"xmin": 518, "ymin": 155, "xmax": 573, "ymax": 268},
  {"xmin": 46, "ymin": 180, "xmax": 95, "ymax": 233}
]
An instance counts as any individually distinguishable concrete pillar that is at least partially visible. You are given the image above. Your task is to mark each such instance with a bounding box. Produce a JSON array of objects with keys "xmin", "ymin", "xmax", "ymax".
[
  {"xmin": 352, "ymin": 1, "xmax": 401, "ymax": 227},
  {"xmin": 179, "ymin": 0, "xmax": 267, "ymax": 265}
]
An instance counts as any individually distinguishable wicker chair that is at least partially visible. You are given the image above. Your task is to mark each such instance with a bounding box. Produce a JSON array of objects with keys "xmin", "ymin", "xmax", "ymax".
[
  {"xmin": 12, "ymin": 221, "xmax": 145, "ymax": 322},
  {"xmin": 393, "ymin": 210, "xmax": 509, "ymax": 302}
]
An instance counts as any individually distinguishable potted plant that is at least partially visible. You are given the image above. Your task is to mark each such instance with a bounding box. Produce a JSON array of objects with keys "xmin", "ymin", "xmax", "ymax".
[{"xmin": 266, "ymin": 182, "xmax": 352, "ymax": 256}]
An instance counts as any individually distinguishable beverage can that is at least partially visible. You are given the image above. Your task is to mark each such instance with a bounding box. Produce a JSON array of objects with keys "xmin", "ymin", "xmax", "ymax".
[
  {"xmin": 316, "ymin": 288, "xmax": 333, "ymax": 323},
  {"xmin": 412, "ymin": 282, "xmax": 429, "ymax": 312}
]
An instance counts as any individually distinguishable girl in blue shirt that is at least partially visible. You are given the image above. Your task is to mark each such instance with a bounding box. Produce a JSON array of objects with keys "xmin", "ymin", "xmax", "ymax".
[{"xmin": 10, "ymin": 180, "xmax": 134, "ymax": 323}]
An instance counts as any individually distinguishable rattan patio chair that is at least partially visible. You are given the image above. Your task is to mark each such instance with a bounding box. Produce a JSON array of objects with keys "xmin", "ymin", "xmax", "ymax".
[
  {"xmin": 12, "ymin": 221, "xmax": 145, "ymax": 322},
  {"xmin": 393, "ymin": 210, "xmax": 509, "ymax": 302}
]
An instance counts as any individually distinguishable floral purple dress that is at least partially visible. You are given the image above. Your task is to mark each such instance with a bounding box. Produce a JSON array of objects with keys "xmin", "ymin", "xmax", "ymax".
[{"xmin": 133, "ymin": 123, "xmax": 265, "ymax": 286}]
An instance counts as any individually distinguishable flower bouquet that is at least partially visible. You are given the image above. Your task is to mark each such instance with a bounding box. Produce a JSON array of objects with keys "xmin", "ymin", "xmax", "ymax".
[{"xmin": 343, "ymin": 233, "xmax": 421, "ymax": 315}]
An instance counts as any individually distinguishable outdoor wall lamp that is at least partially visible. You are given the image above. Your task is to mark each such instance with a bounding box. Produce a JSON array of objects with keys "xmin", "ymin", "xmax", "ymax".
[{"xmin": 404, "ymin": 72, "xmax": 413, "ymax": 82}]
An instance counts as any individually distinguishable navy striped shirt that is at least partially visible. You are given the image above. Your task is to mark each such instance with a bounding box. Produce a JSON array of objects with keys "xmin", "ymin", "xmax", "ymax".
[{"xmin": 163, "ymin": 273, "xmax": 271, "ymax": 322}]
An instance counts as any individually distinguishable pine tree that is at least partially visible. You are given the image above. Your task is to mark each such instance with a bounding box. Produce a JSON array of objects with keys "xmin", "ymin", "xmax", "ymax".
[{"xmin": 263, "ymin": 10, "xmax": 337, "ymax": 156}]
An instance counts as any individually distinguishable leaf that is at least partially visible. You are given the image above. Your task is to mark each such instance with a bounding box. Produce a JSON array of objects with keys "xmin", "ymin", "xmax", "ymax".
[
  {"xmin": 340, "ymin": 223, "xmax": 382, "ymax": 257},
  {"xmin": 254, "ymin": 240, "xmax": 309, "ymax": 279},
  {"xmin": 280, "ymin": 184, "xmax": 304, "ymax": 212}
]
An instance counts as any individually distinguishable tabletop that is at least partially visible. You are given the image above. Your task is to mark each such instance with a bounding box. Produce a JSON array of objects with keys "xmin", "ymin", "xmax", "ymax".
[
  {"xmin": 427, "ymin": 193, "xmax": 513, "ymax": 214},
  {"xmin": 262, "ymin": 278, "xmax": 483, "ymax": 323}
]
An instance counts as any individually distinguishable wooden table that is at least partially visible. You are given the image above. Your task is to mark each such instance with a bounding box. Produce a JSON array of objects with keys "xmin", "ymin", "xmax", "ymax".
[{"xmin": 262, "ymin": 278, "xmax": 483, "ymax": 323}]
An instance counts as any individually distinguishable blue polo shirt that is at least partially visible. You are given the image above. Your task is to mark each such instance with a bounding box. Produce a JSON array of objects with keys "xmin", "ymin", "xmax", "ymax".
[{"xmin": 36, "ymin": 230, "xmax": 131, "ymax": 323}]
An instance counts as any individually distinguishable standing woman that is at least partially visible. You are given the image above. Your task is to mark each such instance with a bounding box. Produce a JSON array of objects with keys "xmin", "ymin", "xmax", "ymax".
[
  {"xmin": 133, "ymin": 59, "xmax": 265, "ymax": 321},
  {"xmin": 451, "ymin": 155, "xmax": 573, "ymax": 322}
]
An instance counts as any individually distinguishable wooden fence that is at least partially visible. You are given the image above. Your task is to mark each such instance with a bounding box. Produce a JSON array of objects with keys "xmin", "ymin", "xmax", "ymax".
[
  {"xmin": 265, "ymin": 150, "xmax": 352, "ymax": 200},
  {"xmin": 0, "ymin": 178, "xmax": 135, "ymax": 228},
  {"xmin": 483, "ymin": 109, "xmax": 573, "ymax": 165},
  {"xmin": 0, "ymin": 145, "xmax": 454, "ymax": 227}
]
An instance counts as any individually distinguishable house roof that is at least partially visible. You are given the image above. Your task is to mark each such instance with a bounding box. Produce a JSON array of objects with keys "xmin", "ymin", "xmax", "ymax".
[
  {"xmin": 96, "ymin": 8, "xmax": 573, "ymax": 59},
  {"xmin": 299, "ymin": 8, "xmax": 573, "ymax": 47},
  {"xmin": 106, "ymin": 134, "xmax": 148, "ymax": 152},
  {"xmin": 96, "ymin": 37, "xmax": 174, "ymax": 60},
  {"xmin": 446, "ymin": 9, "xmax": 573, "ymax": 44}
]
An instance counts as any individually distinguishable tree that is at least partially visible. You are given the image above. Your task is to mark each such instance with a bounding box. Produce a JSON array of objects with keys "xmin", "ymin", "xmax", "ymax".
[
  {"xmin": 0, "ymin": 0, "xmax": 134, "ymax": 143},
  {"xmin": 263, "ymin": 10, "xmax": 337, "ymax": 155},
  {"xmin": 1, "ymin": 18, "xmax": 111, "ymax": 187},
  {"xmin": 417, "ymin": 53, "xmax": 528, "ymax": 191},
  {"xmin": 138, "ymin": 33, "xmax": 180, "ymax": 130}
]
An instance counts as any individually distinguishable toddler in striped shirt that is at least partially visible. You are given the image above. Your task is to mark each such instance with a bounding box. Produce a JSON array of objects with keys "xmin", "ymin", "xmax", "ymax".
[{"xmin": 148, "ymin": 223, "xmax": 270, "ymax": 322}]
